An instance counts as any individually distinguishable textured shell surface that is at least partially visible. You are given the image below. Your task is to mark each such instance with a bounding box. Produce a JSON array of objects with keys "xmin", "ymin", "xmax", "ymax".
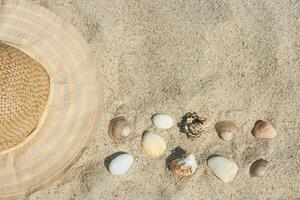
[
  {"xmin": 182, "ymin": 112, "xmax": 207, "ymax": 138},
  {"xmin": 170, "ymin": 153, "xmax": 198, "ymax": 176}
]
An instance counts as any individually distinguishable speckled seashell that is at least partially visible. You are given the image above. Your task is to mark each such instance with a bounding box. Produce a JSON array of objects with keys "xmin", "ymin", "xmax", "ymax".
[
  {"xmin": 250, "ymin": 159, "xmax": 269, "ymax": 177},
  {"xmin": 169, "ymin": 154, "xmax": 198, "ymax": 177},
  {"xmin": 215, "ymin": 120, "xmax": 240, "ymax": 141},
  {"xmin": 182, "ymin": 112, "xmax": 207, "ymax": 138},
  {"xmin": 207, "ymin": 155, "xmax": 238, "ymax": 182},
  {"xmin": 253, "ymin": 121, "xmax": 276, "ymax": 139},
  {"xmin": 108, "ymin": 116, "xmax": 131, "ymax": 140},
  {"xmin": 141, "ymin": 131, "xmax": 166, "ymax": 158}
]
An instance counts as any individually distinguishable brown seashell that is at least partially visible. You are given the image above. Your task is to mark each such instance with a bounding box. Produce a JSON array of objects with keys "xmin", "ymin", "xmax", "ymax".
[
  {"xmin": 181, "ymin": 112, "xmax": 207, "ymax": 138},
  {"xmin": 108, "ymin": 116, "xmax": 131, "ymax": 140},
  {"xmin": 253, "ymin": 121, "xmax": 276, "ymax": 139},
  {"xmin": 169, "ymin": 154, "xmax": 198, "ymax": 177},
  {"xmin": 250, "ymin": 159, "xmax": 269, "ymax": 177},
  {"xmin": 215, "ymin": 120, "xmax": 240, "ymax": 141}
]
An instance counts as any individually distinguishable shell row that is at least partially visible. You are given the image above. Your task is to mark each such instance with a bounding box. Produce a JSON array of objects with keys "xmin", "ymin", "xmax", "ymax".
[{"xmin": 106, "ymin": 115, "xmax": 274, "ymax": 178}]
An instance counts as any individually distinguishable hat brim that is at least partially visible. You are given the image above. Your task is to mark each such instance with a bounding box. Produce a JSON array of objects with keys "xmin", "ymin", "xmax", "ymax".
[{"xmin": 0, "ymin": 0, "xmax": 103, "ymax": 199}]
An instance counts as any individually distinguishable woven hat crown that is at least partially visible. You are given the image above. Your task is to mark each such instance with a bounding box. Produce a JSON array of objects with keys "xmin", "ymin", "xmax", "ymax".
[{"xmin": 0, "ymin": 42, "xmax": 50, "ymax": 151}]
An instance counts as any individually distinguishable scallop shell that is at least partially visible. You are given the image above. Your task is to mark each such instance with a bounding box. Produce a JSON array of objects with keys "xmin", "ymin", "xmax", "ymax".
[
  {"xmin": 169, "ymin": 154, "xmax": 198, "ymax": 177},
  {"xmin": 108, "ymin": 116, "xmax": 131, "ymax": 140},
  {"xmin": 253, "ymin": 120, "xmax": 276, "ymax": 139},
  {"xmin": 215, "ymin": 120, "xmax": 240, "ymax": 141},
  {"xmin": 141, "ymin": 131, "xmax": 166, "ymax": 158},
  {"xmin": 250, "ymin": 159, "xmax": 269, "ymax": 177}
]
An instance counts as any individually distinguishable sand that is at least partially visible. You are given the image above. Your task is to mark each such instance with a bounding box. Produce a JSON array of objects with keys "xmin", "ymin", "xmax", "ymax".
[{"xmin": 26, "ymin": 0, "xmax": 299, "ymax": 199}]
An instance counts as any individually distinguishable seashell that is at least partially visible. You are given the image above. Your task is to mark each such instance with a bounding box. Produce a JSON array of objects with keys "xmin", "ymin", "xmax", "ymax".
[
  {"xmin": 253, "ymin": 120, "xmax": 276, "ymax": 139},
  {"xmin": 215, "ymin": 120, "xmax": 240, "ymax": 141},
  {"xmin": 108, "ymin": 116, "xmax": 131, "ymax": 140},
  {"xmin": 181, "ymin": 112, "xmax": 207, "ymax": 138},
  {"xmin": 207, "ymin": 155, "xmax": 238, "ymax": 182},
  {"xmin": 141, "ymin": 131, "xmax": 166, "ymax": 158},
  {"xmin": 169, "ymin": 153, "xmax": 198, "ymax": 177},
  {"xmin": 250, "ymin": 159, "xmax": 269, "ymax": 177},
  {"xmin": 152, "ymin": 113, "xmax": 174, "ymax": 129},
  {"xmin": 108, "ymin": 153, "xmax": 134, "ymax": 175}
]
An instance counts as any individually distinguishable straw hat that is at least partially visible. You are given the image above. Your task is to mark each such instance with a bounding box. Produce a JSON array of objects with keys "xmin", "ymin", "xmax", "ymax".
[{"xmin": 0, "ymin": 0, "xmax": 103, "ymax": 199}]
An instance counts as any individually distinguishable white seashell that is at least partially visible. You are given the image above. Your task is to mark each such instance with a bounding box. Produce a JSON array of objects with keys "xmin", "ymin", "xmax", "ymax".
[
  {"xmin": 215, "ymin": 120, "xmax": 240, "ymax": 141},
  {"xmin": 207, "ymin": 155, "xmax": 238, "ymax": 182},
  {"xmin": 170, "ymin": 154, "xmax": 198, "ymax": 177},
  {"xmin": 250, "ymin": 159, "xmax": 269, "ymax": 177},
  {"xmin": 108, "ymin": 153, "xmax": 134, "ymax": 175},
  {"xmin": 108, "ymin": 116, "xmax": 131, "ymax": 140},
  {"xmin": 141, "ymin": 131, "xmax": 166, "ymax": 158},
  {"xmin": 253, "ymin": 120, "xmax": 276, "ymax": 139},
  {"xmin": 152, "ymin": 114, "xmax": 174, "ymax": 129}
]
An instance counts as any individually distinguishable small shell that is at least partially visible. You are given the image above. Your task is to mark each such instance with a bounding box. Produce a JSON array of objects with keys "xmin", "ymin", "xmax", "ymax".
[
  {"xmin": 215, "ymin": 120, "xmax": 240, "ymax": 141},
  {"xmin": 182, "ymin": 112, "xmax": 207, "ymax": 138},
  {"xmin": 108, "ymin": 116, "xmax": 131, "ymax": 140},
  {"xmin": 152, "ymin": 113, "xmax": 174, "ymax": 129},
  {"xmin": 250, "ymin": 159, "xmax": 269, "ymax": 177},
  {"xmin": 141, "ymin": 131, "xmax": 166, "ymax": 158},
  {"xmin": 169, "ymin": 154, "xmax": 198, "ymax": 177},
  {"xmin": 207, "ymin": 155, "xmax": 238, "ymax": 182},
  {"xmin": 253, "ymin": 121, "xmax": 276, "ymax": 139},
  {"xmin": 108, "ymin": 153, "xmax": 134, "ymax": 175}
]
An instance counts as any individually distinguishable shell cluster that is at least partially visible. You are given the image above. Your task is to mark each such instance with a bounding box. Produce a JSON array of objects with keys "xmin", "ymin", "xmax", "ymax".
[
  {"xmin": 182, "ymin": 112, "xmax": 207, "ymax": 138},
  {"xmin": 106, "ymin": 113, "xmax": 277, "ymax": 180}
]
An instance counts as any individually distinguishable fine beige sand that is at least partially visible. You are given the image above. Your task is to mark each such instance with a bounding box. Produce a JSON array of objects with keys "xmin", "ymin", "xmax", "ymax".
[{"xmin": 27, "ymin": 0, "xmax": 299, "ymax": 199}]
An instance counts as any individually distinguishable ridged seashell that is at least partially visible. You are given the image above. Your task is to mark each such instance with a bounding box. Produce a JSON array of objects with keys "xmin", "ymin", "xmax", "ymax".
[
  {"xmin": 250, "ymin": 159, "xmax": 269, "ymax": 177},
  {"xmin": 253, "ymin": 121, "xmax": 276, "ymax": 139},
  {"xmin": 108, "ymin": 153, "xmax": 134, "ymax": 175},
  {"xmin": 141, "ymin": 131, "xmax": 166, "ymax": 158},
  {"xmin": 215, "ymin": 120, "xmax": 240, "ymax": 141},
  {"xmin": 108, "ymin": 116, "xmax": 131, "ymax": 140},
  {"xmin": 169, "ymin": 154, "xmax": 198, "ymax": 177},
  {"xmin": 182, "ymin": 112, "xmax": 207, "ymax": 138},
  {"xmin": 207, "ymin": 155, "xmax": 238, "ymax": 182},
  {"xmin": 152, "ymin": 113, "xmax": 174, "ymax": 129}
]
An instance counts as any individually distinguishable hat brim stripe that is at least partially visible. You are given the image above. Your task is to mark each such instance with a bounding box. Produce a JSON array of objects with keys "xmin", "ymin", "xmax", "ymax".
[{"xmin": 0, "ymin": 0, "xmax": 102, "ymax": 198}]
